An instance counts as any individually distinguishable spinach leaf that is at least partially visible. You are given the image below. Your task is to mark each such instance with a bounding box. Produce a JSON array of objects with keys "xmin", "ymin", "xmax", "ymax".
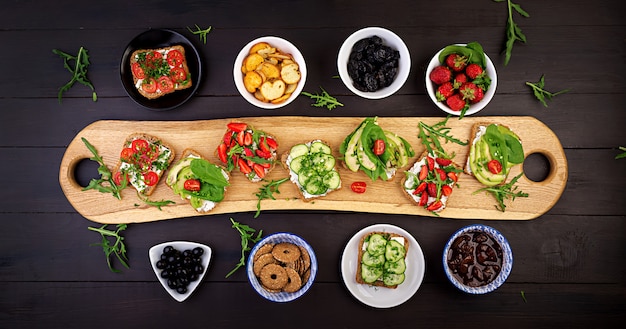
[
  {"xmin": 504, "ymin": 134, "xmax": 524, "ymax": 164},
  {"xmin": 190, "ymin": 159, "xmax": 229, "ymax": 187}
]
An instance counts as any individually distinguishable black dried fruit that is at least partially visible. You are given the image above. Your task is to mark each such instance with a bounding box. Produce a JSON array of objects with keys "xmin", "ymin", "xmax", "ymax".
[{"xmin": 347, "ymin": 35, "xmax": 400, "ymax": 92}]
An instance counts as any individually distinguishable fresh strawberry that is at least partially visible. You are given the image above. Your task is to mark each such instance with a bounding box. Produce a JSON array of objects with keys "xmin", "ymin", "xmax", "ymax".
[
  {"xmin": 426, "ymin": 200, "xmax": 443, "ymax": 212},
  {"xmin": 217, "ymin": 143, "xmax": 228, "ymax": 163},
  {"xmin": 413, "ymin": 181, "xmax": 427, "ymax": 195},
  {"xmin": 418, "ymin": 165, "xmax": 428, "ymax": 180},
  {"xmin": 427, "ymin": 156, "xmax": 435, "ymax": 170},
  {"xmin": 427, "ymin": 182, "xmax": 438, "ymax": 198},
  {"xmin": 465, "ymin": 63, "xmax": 484, "ymax": 80},
  {"xmin": 429, "ymin": 65, "xmax": 451, "ymax": 85},
  {"xmin": 418, "ymin": 192, "xmax": 428, "ymax": 206},
  {"xmin": 253, "ymin": 163, "xmax": 266, "ymax": 179},
  {"xmin": 445, "ymin": 53, "xmax": 468, "ymax": 72},
  {"xmin": 447, "ymin": 171, "xmax": 458, "ymax": 182},
  {"xmin": 436, "ymin": 82, "xmax": 455, "ymax": 101},
  {"xmin": 436, "ymin": 158, "xmax": 452, "ymax": 166},
  {"xmin": 445, "ymin": 94, "xmax": 466, "ymax": 112},
  {"xmin": 459, "ymin": 82, "xmax": 484, "ymax": 103},
  {"xmin": 441, "ymin": 185, "xmax": 453, "ymax": 197},
  {"xmin": 453, "ymin": 73, "xmax": 467, "ymax": 88},
  {"xmin": 227, "ymin": 122, "xmax": 247, "ymax": 133},
  {"xmin": 238, "ymin": 158, "xmax": 252, "ymax": 174}
]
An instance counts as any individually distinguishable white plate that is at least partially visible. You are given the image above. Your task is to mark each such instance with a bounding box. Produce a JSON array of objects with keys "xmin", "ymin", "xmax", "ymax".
[
  {"xmin": 340, "ymin": 224, "xmax": 425, "ymax": 308},
  {"xmin": 149, "ymin": 241, "xmax": 212, "ymax": 302}
]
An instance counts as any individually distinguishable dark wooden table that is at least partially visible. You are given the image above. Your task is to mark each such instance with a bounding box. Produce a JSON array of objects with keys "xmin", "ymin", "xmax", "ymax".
[{"xmin": 1, "ymin": 0, "xmax": 624, "ymax": 328}]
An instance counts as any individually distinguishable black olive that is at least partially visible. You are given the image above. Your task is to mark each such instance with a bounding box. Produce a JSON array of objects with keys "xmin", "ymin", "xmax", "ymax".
[
  {"xmin": 176, "ymin": 286, "xmax": 187, "ymax": 294},
  {"xmin": 192, "ymin": 247, "xmax": 204, "ymax": 257}
]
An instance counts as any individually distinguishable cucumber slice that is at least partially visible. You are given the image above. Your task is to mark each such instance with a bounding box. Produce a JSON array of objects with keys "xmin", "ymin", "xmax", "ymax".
[
  {"xmin": 361, "ymin": 264, "xmax": 383, "ymax": 283},
  {"xmin": 362, "ymin": 252, "xmax": 386, "ymax": 267},
  {"xmin": 310, "ymin": 141, "xmax": 331, "ymax": 154},
  {"xmin": 367, "ymin": 234, "xmax": 387, "ymax": 256},
  {"xmin": 385, "ymin": 240, "xmax": 406, "ymax": 263},
  {"xmin": 304, "ymin": 175, "xmax": 326, "ymax": 195},
  {"xmin": 383, "ymin": 272, "xmax": 405, "ymax": 286},
  {"xmin": 311, "ymin": 153, "xmax": 335, "ymax": 173},
  {"xmin": 384, "ymin": 258, "xmax": 406, "ymax": 274},
  {"xmin": 322, "ymin": 170, "xmax": 341, "ymax": 190},
  {"xmin": 289, "ymin": 155, "xmax": 307, "ymax": 174},
  {"xmin": 298, "ymin": 168, "xmax": 316, "ymax": 187},
  {"xmin": 289, "ymin": 144, "xmax": 309, "ymax": 158}
]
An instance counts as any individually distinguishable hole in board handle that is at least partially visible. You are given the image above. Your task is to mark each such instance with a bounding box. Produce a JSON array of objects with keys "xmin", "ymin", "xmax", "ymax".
[{"xmin": 522, "ymin": 152, "xmax": 551, "ymax": 183}]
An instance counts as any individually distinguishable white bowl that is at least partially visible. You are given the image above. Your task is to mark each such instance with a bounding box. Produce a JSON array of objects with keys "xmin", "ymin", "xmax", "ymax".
[
  {"xmin": 233, "ymin": 36, "xmax": 307, "ymax": 109},
  {"xmin": 246, "ymin": 232, "xmax": 317, "ymax": 302},
  {"xmin": 149, "ymin": 241, "xmax": 212, "ymax": 302},
  {"xmin": 425, "ymin": 44, "xmax": 497, "ymax": 116},
  {"xmin": 443, "ymin": 224, "xmax": 512, "ymax": 294},
  {"xmin": 337, "ymin": 27, "xmax": 411, "ymax": 99}
]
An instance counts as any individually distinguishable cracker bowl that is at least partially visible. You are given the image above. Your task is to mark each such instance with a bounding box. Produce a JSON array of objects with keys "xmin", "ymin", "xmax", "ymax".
[
  {"xmin": 233, "ymin": 36, "xmax": 307, "ymax": 109},
  {"xmin": 337, "ymin": 26, "xmax": 411, "ymax": 99},
  {"xmin": 246, "ymin": 232, "xmax": 317, "ymax": 302},
  {"xmin": 443, "ymin": 224, "xmax": 512, "ymax": 294},
  {"xmin": 425, "ymin": 43, "xmax": 497, "ymax": 116}
]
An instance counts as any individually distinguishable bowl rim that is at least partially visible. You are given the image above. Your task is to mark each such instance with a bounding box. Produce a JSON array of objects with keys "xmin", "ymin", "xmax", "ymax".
[
  {"xmin": 246, "ymin": 232, "xmax": 317, "ymax": 302},
  {"xmin": 233, "ymin": 36, "xmax": 307, "ymax": 110},
  {"xmin": 442, "ymin": 224, "xmax": 513, "ymax": 294},
  {"xmin": 425, "ymin": 43, "xmax": 497, "ymax": 116},
  {"xmin": 337, "ymin": 26, "xmax": 411, "ymax": 99}
]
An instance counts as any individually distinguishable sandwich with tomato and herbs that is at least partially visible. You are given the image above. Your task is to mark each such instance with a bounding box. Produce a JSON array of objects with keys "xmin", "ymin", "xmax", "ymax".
[
  {"xmin": 165, "ymin": 149, "xmax": 230, "ymax": 213},
  {"xmin": 130, "ymin": 45, "xmax": 193, "ymax": 100}
]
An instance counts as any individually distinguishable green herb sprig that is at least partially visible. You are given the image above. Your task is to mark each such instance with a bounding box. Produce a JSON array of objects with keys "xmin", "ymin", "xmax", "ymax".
[
  {"xmin": 52, "ymin": 47, "xmax": 97, "ymax": 103},
  {"xmin": 81, "ymin": 137, "xmax": 127, "ymax": 199},
  {"xmin": 254, "ymin": 178, "xmax": 289, "ymax": 218},
  {"xmin": 301, "ymin": 87, "xmax": 344, "ymax": 110},
  {"xmin": 525, "ymin": 75, "xmax": 569, "ymax": 107},
  {"xmin": 88, "ymin": 224, "xmax": 129, "ymax": 273},
  {"xmin": 187, "ymin": 24, "xmax": 212, "ymax": 44},
  {"xmin": 473, "ymin": 172, "xmax": 529, "ymax": 212},
  {"xmin": 615, "ymin": 146, "xmax": 626, "ymax": 160},
  {"xmin": 225, "ymin": 218, "xmax": 263, "ymax": 278},
  {"xmin": 494, "ymin": 0, "xmax": 529, "ymax": 66},
  {"xmin": 418, "ymin": 116, "xmax": 468, "ymax": 158},
  {"xmin": 137, "ymin": 193, "xmax": 175, "ymax": 210}
]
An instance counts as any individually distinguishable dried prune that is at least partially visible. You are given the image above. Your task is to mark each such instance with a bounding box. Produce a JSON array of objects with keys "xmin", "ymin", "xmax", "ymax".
[
  {"xmin": 347, "ymin": 35, "xmax": 400, "ymax": 92},
  {"xmin": 447, "ymin": 231, "xmax": 503, "ymax": 287}
]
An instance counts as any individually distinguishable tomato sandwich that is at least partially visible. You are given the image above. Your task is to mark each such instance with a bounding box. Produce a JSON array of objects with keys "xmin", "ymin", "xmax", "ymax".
[
  {"xmin": 113, "ymin": 133, "xmax": 175, "ymax": 196},
  {"xmin": 165, "ymin": 149, "xmax": 230, "ymax": 213},
  {"xmin": 130, "ymin": 45, "xmax": 193, "ymax": 100}
]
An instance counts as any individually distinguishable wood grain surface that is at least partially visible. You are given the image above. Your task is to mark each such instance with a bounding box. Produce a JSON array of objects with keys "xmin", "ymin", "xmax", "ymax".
[{"xmin": 59, "ymin": 116, "xmax": 567, "ymax": 223}]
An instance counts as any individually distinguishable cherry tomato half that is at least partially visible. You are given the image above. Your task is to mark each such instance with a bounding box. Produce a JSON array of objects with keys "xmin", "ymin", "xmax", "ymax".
[
  {"xmin": 120, "ymin": 147, "xmax": 136, "ymax": 162},
  {"xmin": 372, "ymin": 139, "xmax": 386, "ymax": 156},
  {"xmin": 487, "ymin": 159, "xmax": 503, "ymax": 174},
  {"xmin": 350, "ymin": 181, "xmax": 367, "ymax": 193},
  {"xmin": 142, "ymin": 78, "xmax": 157, "ymax": 93},
  {"xmin": 170, "ymin": 67, "xmax": 187, "ymax": 83},
  {"xmin": 157, "ymin": 76, "xmax": 174, "ymax": 93},
  {"xmin": 131, "ymin": 139, "xmax": 150, "ymax": 154},
  {"xmin": 143, "ymin": 171, "xmax": 159, "ymax": 186},
  {"xmin": 131, "ymin": 62, "xmax": 145, "ymax": 79},
  {"xmin": 146, "ymin": 51, "xmax": 163, "ymax": 63},
  {"xmin": 166, "ymin": 49, "xmax": 184, "ymax": 67},
  {"xmin": 183, "ymin": 179, "xmax": 201, "ymax": 191},
  {"xmin": 113, "ymin": 171, "xmax": 128, "ymax": 186}
]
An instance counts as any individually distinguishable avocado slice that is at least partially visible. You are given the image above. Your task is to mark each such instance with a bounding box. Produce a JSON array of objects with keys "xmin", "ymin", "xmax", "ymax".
[
  {"xmin": 344, "ymin": 122, "xmax": 366, "ymax": 172},
  {"xmin": 384, "ymin": 131, "xmax": 408, "ymax": 168},
  {"xmin": 166, "ymin": 156, "xmax": 195, "ymax": 186},
  {"xmin": 470, "ymin": 139, "xmax": 506, "ymax": 186}
]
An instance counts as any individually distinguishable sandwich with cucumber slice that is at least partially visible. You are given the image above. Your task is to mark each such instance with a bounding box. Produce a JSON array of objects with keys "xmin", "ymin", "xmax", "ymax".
[
  {"xmin": 165, "ymin": 149, "xmax": 230, "ymax": 213},
  {"xmin": 340, "ymin": 117, "xmax": 414, "ymax": 181},
  {"xmin": 281, "ymin": 140, "xmax": 342, "ymax": 201},
  {"xmin": 356, "ymin": 231, "xmax": 409, "ymax": 289}
]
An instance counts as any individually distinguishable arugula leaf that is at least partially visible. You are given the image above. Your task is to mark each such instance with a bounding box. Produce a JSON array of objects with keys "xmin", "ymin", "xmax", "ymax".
[
  {"xmin": 136, "ymin": 193, "xmax": 175, "ymax": 210},
  {"xmin": 525, "ymin": 75, "xmax": 569, "ymax": 107},
  {"xmin": 88, "ymin": 224, "xmax": 130, "ymax": 273},
  {"xmin": 301, "ymin": 87, "xmax": 344, "ymax": 110},
  {"xmin": 418, "ymin": 117, "xmax": 468, "ymax": 158},
  {"xmin": 494, "ymin": 0, "xmax": 529, "ymax": 65},
  {"xmin": 225, "ymin": 218, "xmax": 263, "ymax": 278},
  {"xmin": 616, "ymin": 146, "xmax": 626, "ymax": 160},
  {"xmin": 81, "ymin": 137, "xmax": 127, "ymax": 199},
  {"xmin": 473, "ymin": 172, "xmax": 528, "ymax": 212},
  {"xmin": 254, "ymin": 178, "xmax": 289, "ymax": 218},
  {"xmin": 52, "ymin": 47, "xmax": 97, "ymax": 103},
  {"xmin": 187, "ymin": 24, "xmax": 212, "ymax": 44}
]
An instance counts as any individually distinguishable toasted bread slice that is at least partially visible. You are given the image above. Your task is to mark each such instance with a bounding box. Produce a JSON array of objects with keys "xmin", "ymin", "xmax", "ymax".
[
  {"xmin": 166, "ymin": 148, "xmax": 230, "ymax": 213},
  {"xmin": 356, "ymin": 231, "xmax": 410, "ymax": 289},
  {"xmin": 130, "ymin": 45, "xmax": 193, "ymax": 100},
  {"xmin": 281, "ymin": 140, "xmax": 342, "ymax": 202},
  {"xmin": 114, "ymin": 133, "xmax": 175, "ymax": 196}
]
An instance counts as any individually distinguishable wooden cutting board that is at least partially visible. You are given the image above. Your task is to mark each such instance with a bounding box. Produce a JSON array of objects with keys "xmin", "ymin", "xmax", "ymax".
[{"xmin": 59, "ymin": 116, "xmax": 567, "ymax": 223}]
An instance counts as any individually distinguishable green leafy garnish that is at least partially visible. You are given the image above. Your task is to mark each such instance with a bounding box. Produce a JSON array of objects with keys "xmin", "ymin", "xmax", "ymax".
[
  {"xmin": 438, "ymin": 41, "xmax": 486, "ymax": 68},
  {"xmin": 418, "ymin": 116, "xmax": 468, "ymax": 158},
  {"xmin": 88, "ymin": 224, "xmax": 129, "ymax": 273},
  {"xmin": 301, "ymin": 87, "xmax": 344, "ymax": 110},
  {"xmin": 225, "ymin": 218, "xmax": 263, "ymax": 278},
  {"xmin": 137, "ymin": 193, "xmax": 175, "ymax": 210},
  {"xmin": 616, "ymin": 146, "xmax": 626, "ymax": 160},
  {"xmin": 52, "ymin": 47, "xmax": 97, "ymax": 103},
  {"xmin": 187, "ymin": 24, "xmax": 212, "ymax": 44},
  {"xmin": 521, "ymin": 290, "xmax": 528, "ymax": 303},
  {"xmin": 81, "ymin": 137, "xmax": 127, "ymax": 199},
  {"xmin": 525, "ymin": 75, "xmax": 569, "ymax": 107},
  {"xmin": 494, "ymin": 0, "xmax": 529, "ymax": 65},
  {"xmin": 254, "ymin": 178, "xmax": 289, "ymax": 218},
  {"xmin": 473, "ymin": 172, "xmax": 529, "ymax": 212}
]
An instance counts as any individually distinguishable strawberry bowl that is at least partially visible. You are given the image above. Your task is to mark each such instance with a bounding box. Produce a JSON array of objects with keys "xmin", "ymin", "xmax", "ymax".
[
  {"xmin": 233, "ymin": 36, "xmax": 307, "ymax": 110},
  {"xmin": 425, "ymin": 43, "xmax": 497, "ymax": 117}
]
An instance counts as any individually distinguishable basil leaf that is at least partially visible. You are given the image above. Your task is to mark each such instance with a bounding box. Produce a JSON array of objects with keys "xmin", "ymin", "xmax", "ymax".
[{"xmin": 190, "ymin": 159, "xmax": 229, "ymax": 187}]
